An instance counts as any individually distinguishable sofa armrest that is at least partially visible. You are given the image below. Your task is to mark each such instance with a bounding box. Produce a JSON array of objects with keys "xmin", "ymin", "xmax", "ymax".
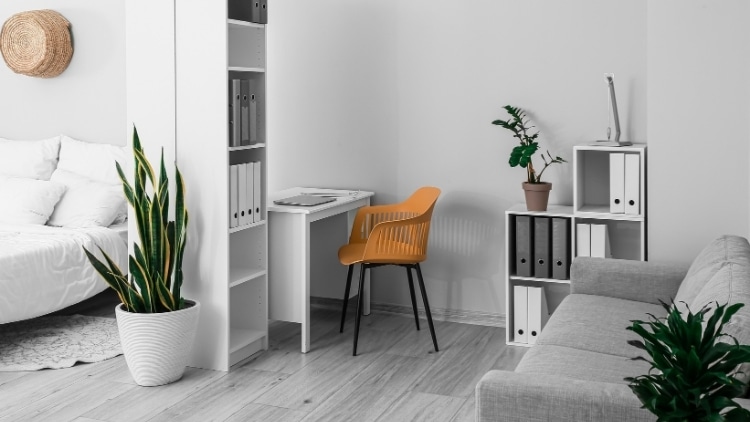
[
  {"xmin": 476, "ymin": 370, "xmax": 655, "ymax": 422},
  {"xmin": 570, "ymin": 257, "xmax": 688, "ymax": 305}
]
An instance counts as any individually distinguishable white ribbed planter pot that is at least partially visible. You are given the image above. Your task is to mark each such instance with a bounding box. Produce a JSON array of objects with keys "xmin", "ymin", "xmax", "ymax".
[{"xmin": 115, "ymin": 300, "xmax": 200, "ymax": 387}]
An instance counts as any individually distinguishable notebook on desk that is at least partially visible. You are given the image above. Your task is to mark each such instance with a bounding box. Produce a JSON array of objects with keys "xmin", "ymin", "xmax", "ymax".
[{"xmin": 273, "ymin": 194, "xmax": 336, "ymax": 207}]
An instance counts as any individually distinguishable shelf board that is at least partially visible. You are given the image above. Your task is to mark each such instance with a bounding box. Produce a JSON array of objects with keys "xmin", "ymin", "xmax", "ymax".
[
  {"xmin": 506, "ymin": 341, "xmax": 533, "ymax": 348},
  {"xmin": 229, "ymin": 220, "xmax": 266, "ymax": 233},
  {"xmin": 229, "ymin": 328, "xmax": 266, "ymax": 353},
  {"xmin": 509, "ymin": 276, "xmax": 571, "ymax": 285},
  {"xmin": 229, "ymin": 143, "xmax": 266, "ymax": 152},
  {"xmin": 575, "ymin": 205, "xmax": 644, "ymax": 221},
  {"xmin": 574, "ymin": 143, "xmax": 647, "ymax": 153},
  {"xmin": 229, "ymin": 266, "xmax": 266, "ymax": 288},
  {"xmin": 227, "ymin": 19, "xmax": 265, "ymax": 29},
  {"xmin": 228, "ymin": 66, "xmax": 265, "ymax": 73},
  {"xmin": 506, "ymin": 204, "xmax": 574, "ymax": 217}
]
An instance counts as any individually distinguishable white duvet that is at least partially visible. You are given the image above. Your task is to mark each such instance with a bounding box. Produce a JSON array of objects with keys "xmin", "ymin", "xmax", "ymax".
[{"xmin": 0, "ymin": 223, "xmax": 127, "ymax": 324}]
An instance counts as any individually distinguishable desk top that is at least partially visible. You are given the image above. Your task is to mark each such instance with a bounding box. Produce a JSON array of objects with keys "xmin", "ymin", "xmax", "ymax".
[{"xmin": 268, "ymin": 187, "xmax": 374, "ymax": 214}]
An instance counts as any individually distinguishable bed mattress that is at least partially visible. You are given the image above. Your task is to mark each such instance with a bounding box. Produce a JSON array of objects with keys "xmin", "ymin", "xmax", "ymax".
[{"xmin": 0, "ymin": 223, "xmax": 128, "ymax": 324}]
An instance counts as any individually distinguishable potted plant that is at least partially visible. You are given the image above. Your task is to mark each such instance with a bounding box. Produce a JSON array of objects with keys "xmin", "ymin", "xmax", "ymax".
[
  {"xmin": 83, "ymin": 126, "xmax": 200, "ymax": 387},
  {"xmin": 625, "ymin": 301, "xmax": 750, "ymax": 421},
  {"xmin": 492, "ymin": 105, "xmax": 566, "ymax": 211}
]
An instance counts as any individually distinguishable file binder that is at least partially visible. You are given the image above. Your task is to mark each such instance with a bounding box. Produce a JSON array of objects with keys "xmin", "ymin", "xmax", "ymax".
[
  {"xmin": 238, "ymin": 163, "xmax": 248, "ymax": 226},
  {"xmin": 533, "ymin": 217, "xmax": 551, "ymax": 279},
  {"xmin": 590, "ymin": 224, "xmax": 612, "ymax": 258},
  {"xmin": 229, "ymin": 79, "xmax": 241, "ymax": 147},
  {"xmin": 527, "ymin": 286, "xmax": 549, "ymax": 345},
  {"xmin": 259, "ymin": 0, "xmax": 268, "ymax": 24},
  {"xmin": 240, "ymin": 80, "xmax": 250, "ymax": 145},
  {"xmin": 252, "ymin": 161, "xmax": 262, "ymax": 222},
  {"xmin": 249, "ymin": 93, "xmax": 258, "ymax": 143},
  {"xmin": 246, "ymin": 161, "xmax": 254, "ymax": 223},
  {"xmin": 515, "ymin": 216, "xmax": 533, "ymax": 277},
  {"xmin": 610, "ymin": 153, "xmax": 625, "ymax": 213},
  {"xmin": 551, "ymin": 218, "xmax": 570, "ymax": 280},
  {"xmin": 576, "ymin": 223, "xmax": 591, "ymax": 257},
  {"xmin": 624, "ymin": 154, "xmax": 640, "ymax": 215},
  {"xmin": 513, "ymin": 285, "xmax": 528, "ymax": 344},
  {"xmin": 229, "ymin": 165, "xmax": 239, "ymax": 228},
  {"xmin": 251, "ymin": 1, "xmax": 261, "ymax": 23},
  {"xmin": 228, "ymin": 0, "xmax": 253, "ymax": 22}
]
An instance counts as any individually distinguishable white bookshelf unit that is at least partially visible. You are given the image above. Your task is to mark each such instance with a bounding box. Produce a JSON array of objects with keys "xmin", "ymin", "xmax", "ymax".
[{"xmin": 505, "ymin": 144, "xmax": 647, "ymax": 347}]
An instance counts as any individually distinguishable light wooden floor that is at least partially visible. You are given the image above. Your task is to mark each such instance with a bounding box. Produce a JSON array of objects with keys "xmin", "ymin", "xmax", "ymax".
[{"xmin": 0, "ymin": 292, "xmax": 526, "ymax": 422}]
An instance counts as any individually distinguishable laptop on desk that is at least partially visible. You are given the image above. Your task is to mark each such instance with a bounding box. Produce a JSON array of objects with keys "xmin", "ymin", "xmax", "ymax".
[{"xmin": 273, "ymin": 194, "xmax": 336, "ymax": 207}]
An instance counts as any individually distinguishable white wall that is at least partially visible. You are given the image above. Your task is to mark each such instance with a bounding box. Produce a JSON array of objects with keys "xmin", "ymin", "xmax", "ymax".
[
  {"xmin": 268, "ymin": 0, "xmax": 648, "ymax": 317},
  {"xmin": 0, "ymin": 1, "xmax": 125, "ymax": 145},
  {"xmin": 647, "ymin": 0, "xmax": 750, "ymax": 264}
]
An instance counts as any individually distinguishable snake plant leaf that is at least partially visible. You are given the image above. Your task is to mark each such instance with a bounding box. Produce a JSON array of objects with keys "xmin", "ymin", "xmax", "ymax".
[
  {"xmin": 129, "ymin": 255, "xmax": 153, "ymax": 312},
  {"xmin": 154, "ymin": 272, "xmax": 174, "ymax": 311}
]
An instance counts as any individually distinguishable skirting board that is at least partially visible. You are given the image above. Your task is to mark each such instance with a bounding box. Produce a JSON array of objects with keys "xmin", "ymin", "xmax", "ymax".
[{"xmin": 310, "ymin": 296, "xmax": 505, "ymax": 328}]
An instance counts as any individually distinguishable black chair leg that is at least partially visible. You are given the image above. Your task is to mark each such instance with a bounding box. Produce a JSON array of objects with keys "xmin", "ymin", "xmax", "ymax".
[
  {"xmin": 415, "ymin": 263, "xmax": 439, "ymax": 352},
  {"xmin": 353, "ymin": 264, "xmax": 367, "ymax": 356},
  {"xmin": 406, "ymin": 266, "xmax": 420, "ymax": 331},
  {"xmin": 340, "ymin": 264, "xmax": 354, "ymax": 333}
]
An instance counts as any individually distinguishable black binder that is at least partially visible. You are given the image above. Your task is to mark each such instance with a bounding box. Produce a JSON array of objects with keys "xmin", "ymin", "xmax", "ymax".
[
  {"xmin": 240, "ymin": 79, "xmax": 250, "ymax": 145},
  {"xmin": 259, "ymin": 0, "xmax": 268, "ymax": 24},
  {"xmin": 228, "ymin": 0, "xmax": 253, "ymax": 22},
  {"xmin": 533, "ymin": 217, "xmax": 551, "ymax": 279},
  {"xmin": 515, "ymin": 216, "xmax": 533, "ymax": 277},
  {"xmin": 229, "ymin": 79, "xmax": 241, "ymax": 147},
  {"xmin": 251, "ymin": 1, "xmax": 261, "ymax": 23},
  {"xmin": 551, "ymin": 218, "xmax": 570, "ymax": 280}
]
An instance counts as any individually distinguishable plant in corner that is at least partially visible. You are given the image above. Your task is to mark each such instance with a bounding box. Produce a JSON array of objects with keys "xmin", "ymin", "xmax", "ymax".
[
  {"xmin": 492, "ymin": 105, "xmax": 566, "ymax": 211},
  {"xmin": 625, "ymin": 300, "xmax": 750, "ymax": 421},
  {"xmin": 83, "ymin": 126, "xmax": 200, "ymax": 387}
]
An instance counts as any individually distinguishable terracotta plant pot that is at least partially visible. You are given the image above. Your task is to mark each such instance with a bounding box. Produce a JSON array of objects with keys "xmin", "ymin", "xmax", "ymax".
[{"xmin": 522, "ymin": 182, "xmax": 552, "ymax": 211}]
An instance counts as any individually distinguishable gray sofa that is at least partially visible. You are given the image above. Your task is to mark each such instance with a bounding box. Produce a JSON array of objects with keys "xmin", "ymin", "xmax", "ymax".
[{"xmin": 476, "ymin": 235, "xmax": 750, "ymax": 421}]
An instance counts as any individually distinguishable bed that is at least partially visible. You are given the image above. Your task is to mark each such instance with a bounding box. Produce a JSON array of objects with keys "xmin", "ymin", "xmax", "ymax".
[{"xmin": 0, "ymin": 134, "xmax": 129, "ymax": 323}]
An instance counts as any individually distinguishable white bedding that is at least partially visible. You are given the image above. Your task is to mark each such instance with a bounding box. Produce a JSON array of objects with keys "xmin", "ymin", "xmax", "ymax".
[{"xmin": 0, "ymin": 223, "xmax": 128, "ymax": 324}]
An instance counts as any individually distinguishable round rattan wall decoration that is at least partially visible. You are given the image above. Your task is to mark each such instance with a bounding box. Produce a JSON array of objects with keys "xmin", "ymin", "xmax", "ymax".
[{"xmin": 0, "ymin": 10, "xmax": 73, "ymax": 78}]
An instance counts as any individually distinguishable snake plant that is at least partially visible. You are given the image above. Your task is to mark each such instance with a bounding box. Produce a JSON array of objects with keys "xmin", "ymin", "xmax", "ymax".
[
  {"xmin": 625, "ymin": 301, "xmax": 750, "ymax": 421},
  {"xmin": 84, "ymin": 126, "xmax": 189, "ymax": 313}
]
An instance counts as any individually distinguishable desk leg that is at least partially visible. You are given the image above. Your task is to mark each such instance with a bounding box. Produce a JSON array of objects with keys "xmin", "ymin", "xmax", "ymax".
[
  {"xmin": 300, "ymin": 217, "xmax": 311, "ymax": 353},
  {"xmin": 348, "ymin": 207, "xmax": 371, "ymax": 316}
]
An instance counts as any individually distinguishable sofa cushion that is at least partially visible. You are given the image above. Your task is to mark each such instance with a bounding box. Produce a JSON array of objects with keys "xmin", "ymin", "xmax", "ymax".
[
  {"xmin": 675, "ymin": 235, "xmax": 750, "ymax": 307},
  {"xmin": 537, "ymin": 294, "xmax": 666, "ymax": 358},
  {"xmin": 516, "ymin": 344, "xmax": 652, "ymax": 385}
]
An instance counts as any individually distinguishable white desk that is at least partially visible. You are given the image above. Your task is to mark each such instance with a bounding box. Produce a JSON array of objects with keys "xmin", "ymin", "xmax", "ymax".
[{"xmin": 268, "ymin": 187, "xmax": 374, "ymax": 353}]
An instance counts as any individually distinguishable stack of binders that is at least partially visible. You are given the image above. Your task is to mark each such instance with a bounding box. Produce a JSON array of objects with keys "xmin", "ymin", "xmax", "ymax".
[
  {"xmin": 514, "ymin": 216, "xmax": 570, "ymax": 280},
  {"xmin": 229, "ymin": 161, "xmax": 262, "ymax": 229},
  {"xmin": 228, "ymin": 0, "xmax": 268, "ymax": 24},
  {"xmin": 609, "ymin": 153, "xmax": 640, "ymax": 215},
  {"xmin": 228, "ymin": 78, "xmax": 260, "ymax": 147},
  {"xmin": 576, "ymin": 223, "xmax": 612, "ymax": 258},
  {"xmin": 513, "ymin": 285, "xmax": 549, "ymax": 345}
]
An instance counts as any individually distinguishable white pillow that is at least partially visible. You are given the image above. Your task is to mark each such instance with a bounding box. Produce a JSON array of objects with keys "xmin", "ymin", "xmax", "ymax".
[
  {"xmin": 57, "ymin": 135, "xmax": 127, "ymax": 185},
  {"xmin": 47, "ymin": 169, "xmax": 127, "ymax": 228},
  {"xmin": 0, "ymin": 176, "xmax": 66, "ymax": 225},
  {"xmin": 0, "ymin": 136, "xmax": 61, "ymax": 180}
]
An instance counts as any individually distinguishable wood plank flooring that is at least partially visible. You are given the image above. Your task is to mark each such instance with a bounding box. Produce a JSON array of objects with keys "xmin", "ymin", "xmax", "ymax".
[{"xmin": 1, "ymin": 292, "xmax": 527, "ymax": 422}]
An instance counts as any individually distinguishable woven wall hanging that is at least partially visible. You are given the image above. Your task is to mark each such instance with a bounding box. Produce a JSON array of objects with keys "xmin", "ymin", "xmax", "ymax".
[{"xmin": 0, "ymin": 10, "xmax": 73, "ymax": 78}]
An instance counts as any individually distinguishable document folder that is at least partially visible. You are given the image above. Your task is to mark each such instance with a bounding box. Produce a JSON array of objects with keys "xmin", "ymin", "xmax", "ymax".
[
  {"xmin": 229, "ymin": 79, "xmax": 241, "ymax": 147},
  {"xmin": 273, "ymin": 194, "xmax": 334, "ymax": 207},
  {"xmin": 513, "ymin": 285, "xmax": 528, "ymax": 344},
  {"xmin": 229, "ymin": 165, "xmax": 239, "ymax": 228},
  {"xmin": 610, "ymin": 153, "xmax": 625, "ymax": 214},
  {"xmin": 251, "ymin": 1, "xmax": 261, "ymax": 23},
  {"xmin": 624, "ymin": 154, "xmax": 640, "ymax": 215},
  {"xmin": 246, "ymin": 161, "xmax": 255, "ymax": 223},
  {"xmin": 238, "ymin": 163, "xmax": 248, "ymax": 226},
  {"xmin": 576, "ymin": 223, "xmax": 591, "ymax": 257},
  {"xmin": 228, "ymin": 0, "xmax": 253, "ymax": 22},
  {"xmin": 259, "ymin": 0, "xmax": 268, "ymax": 24},
  {"xmin": 590, "ymin": 224, "xmax": 611, "ymax": 258},
  {"xmin": 253, "ymin": 161, "xmax": 262, "ymax": 222},
  {"xmin": 551, "ymin": 218, "xmax": 570, "ymax": 280},
  {"xmin": 240, "ymin": 80, "xmax": 250, "ymax": 145},
  {"xmin": 533, "ymin": 217, "xmax": 551, "ymax": 279},
  {"xmin": 250, "ymin": 93, "xmax": 258, "ymax": 143},
  {"xmin": 527, "ymin": 286, "xmax": 549, "ymax": 345},
  {"xmin": 515, "ymin": 216, "xmax": 533, "ymax": 277}
]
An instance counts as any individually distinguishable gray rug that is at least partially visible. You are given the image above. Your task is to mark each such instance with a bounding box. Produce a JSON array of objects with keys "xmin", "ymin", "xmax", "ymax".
[{"xmin": 0, "ymin": 314, "xmax": 122, "ymax": 371}]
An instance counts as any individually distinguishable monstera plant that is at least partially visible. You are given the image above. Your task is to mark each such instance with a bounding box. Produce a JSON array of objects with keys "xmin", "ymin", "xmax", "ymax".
[
  {"xmin": 626, "ymin": 301, "xmax": 750, "ymax": 421},
  {"xmin": 84, "ymin": 126, "xmax": 200, "ymax": 386}
]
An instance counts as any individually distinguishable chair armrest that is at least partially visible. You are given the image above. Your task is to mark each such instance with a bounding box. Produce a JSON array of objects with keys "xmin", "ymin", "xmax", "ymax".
[
  {"xmin": 475, "ymin": 370, "xmax": 654, "ymax": 422},
  {"xmin": 361, "ymin": 214, "xmax": 429, "ymax": 262},
  {"xmin": 570, "ymin": 257, "xmax": 688, "ymax": 305}
]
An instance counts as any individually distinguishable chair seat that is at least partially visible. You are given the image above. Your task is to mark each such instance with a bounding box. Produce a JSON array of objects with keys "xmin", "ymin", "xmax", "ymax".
[{"xmin": 338, "ymin": 241, "xmax": 424, "ymax": 266}]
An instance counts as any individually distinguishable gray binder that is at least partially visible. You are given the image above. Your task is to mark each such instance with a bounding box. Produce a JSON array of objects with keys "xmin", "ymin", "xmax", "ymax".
[
  {"xmin": 515, "ymin": 216, "xmax": 533, "ymax": 277},
  {"xmin": 259, "ymin": 0, "xmax": 268, "ymax": 24},
  {"xmin": 240, "ymin": 79, "xmax": 250, "ymax": 145},
  {"xmin": 229, "ymin": 0, "xmax": 253, "ymax": 22},
  {"xmin": 229, "ymin": 79, "xmax": 241, "ymax": 147},
  {"xmin": 252, "ymin": 1, "xmax": 261, "ymax": 23},
  {"xmin": 533, "ymin": 217, "xmax": 551, "ymax": 279},
  {"xmin": 551, "ymin": 218, "xmax": 570, "ymax": 280}
]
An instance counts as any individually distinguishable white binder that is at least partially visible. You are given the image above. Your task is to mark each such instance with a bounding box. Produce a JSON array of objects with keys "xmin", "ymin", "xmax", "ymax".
[
  {"xmin": 252, "ymin": 161, "xmax": 262, "ymax": 223},
  {"xmin": 229, "ymin": 165, "xmax": 238, "ymax": 228},
  {"xmin": 246, "ymin": 161, "xmax": 254, "ymax": 224},
  {"xmin": 513, "ymin": 285, "xmax": 529, "ymax": 344},
  {"xmin": 527, "ymin": 286, "xmax": 549, "ymax": 345},
  {"xmin": 624, "ymin": 154, "xmax": 640, "ymax": 215},
  {"xmin": 576, "ymin": 223, "xmax": 591, "ymax": 257},
  {"xmin": 609, "ymin": 153, "xmax": 625, "ymax": 214},
  {"xmin": 238, "ymin": 163, "xmax": 248, "ymax": 226},
  {"xmin": 590, "ymin": 224, "xmax": 612, "ymax": 258}
]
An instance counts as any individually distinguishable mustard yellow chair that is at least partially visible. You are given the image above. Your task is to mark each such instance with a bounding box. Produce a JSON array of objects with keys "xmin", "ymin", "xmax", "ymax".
[{"xmin": 338, "ymin": 186, "xmax": 441, "ymax": 356}]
